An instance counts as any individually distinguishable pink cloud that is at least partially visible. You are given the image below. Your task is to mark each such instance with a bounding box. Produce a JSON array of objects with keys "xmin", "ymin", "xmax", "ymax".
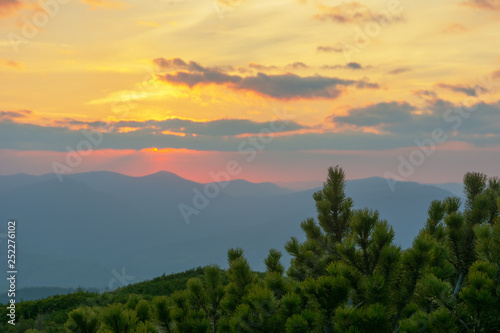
[
  {"xmin": 462, "ymin": 0, "xmax": 500, "ymax": 11},
  {"xmin": 1, "ymin": 59, "xmax": 23, "ymax": 69},
  {"xmin": 0, "ymin": 0, "xmax": 24, "ymax": 18}
]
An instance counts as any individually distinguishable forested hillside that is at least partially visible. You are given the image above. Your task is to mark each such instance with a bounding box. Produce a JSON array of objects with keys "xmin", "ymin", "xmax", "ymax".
[{"xmin": 2, "ymin": 167, "xmax": 499, "ymax": 333}]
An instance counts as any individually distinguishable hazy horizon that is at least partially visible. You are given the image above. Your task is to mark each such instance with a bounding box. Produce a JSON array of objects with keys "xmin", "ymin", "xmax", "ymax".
[{"xmin": 0, "ymin": 168, "xmax": 467, "ymax": 186}]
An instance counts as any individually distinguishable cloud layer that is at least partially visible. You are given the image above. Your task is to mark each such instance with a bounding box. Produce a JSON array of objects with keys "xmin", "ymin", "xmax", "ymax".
[
  {"xmin": 314, "ymin": 2, "xmax": 404, "ymax": 24},
  {"xmin": 1, "ymin": 99, "xmax": 499, "ymax": 152},
  {"xmin": 333, "ymin": 99, "xmax": 500, "ymax": 139},
  {"xmin": 154, "ymin": 58, "xmax": 379, "ymax": 99},
  {"xmin": 463, "ymin": 0, "xmax": 500, "ymax": 10},
  {"xmin": 437, "ymin": 83, "xmax": 486, "ymax": 97},
  {"xmin": 0, "ymin": 0, "xmax": 23, "ymax": 17},
  {"xmin": 67, "ymin": 117, "xmax": 307, "ymax": 136},
  {"xmin": 334, "ymin": 102, "xmax": 415, "ymax": 127}
]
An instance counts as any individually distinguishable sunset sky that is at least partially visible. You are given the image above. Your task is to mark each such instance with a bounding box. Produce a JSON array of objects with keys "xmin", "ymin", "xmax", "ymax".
[{"xmin": 1, "ymin": 0, "xmax": 499, "ymax": 184}]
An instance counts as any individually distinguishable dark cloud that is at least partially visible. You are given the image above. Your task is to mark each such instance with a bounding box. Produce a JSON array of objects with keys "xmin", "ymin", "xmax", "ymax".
[
  {"xmin": 322, "ymin": 62, "xmax": 367, "ymax": 70},
  {"xmin": 346, "ymin": 62, "xmax": 362, "ymax": 70},
  {"xmin": 235, "ymin": 72, "xmax": 378, "ymax": 99},
  {"xmin": 437, "ymin": 83, "xmax": 487, "ymax": 97},
  {"xmin": 1, "ymin": 101, "xmax": 499, "ymax": 152},
  {"xmin": 286, "ymin": 62, "xmax": 309, "ymax": 70},
  {"xmin": 153, "ymin": 58, "xmax": 205, "ymax": 72},
  {"xmin": 0, "ymin": 121, "xmax": 405, "ymax": 151},
  {"xmin": 163, "ymin": 68, "xmax": 241, "ymax": 88},
  {"xmin": 249, "ymin": 62, "xmax": 308, "ymax": 71},
  {"xmin": 61, "ymin": 119, "xmax": 104, "ymax": 127},
  {"xmin": 0, "ymin": 110, "xmax": 32, "ymax": 121},
  {"xmin": 387, "ymin": 68, "xmax": 411, "ymax": 75},
  {"xmin": 248, "ymin": 63, "xmax": 278, "ymax": 71},
  {"xmin": 317, "ymin": 45, "xmax": 345, "ymax": 53},
  {"xmin": 413, "ymin": 90, "xmax": 438, "ymax": 99},
  {"xmin": 399, "ymin": 99, "xmax": 500, "ymax": 138},
  {"xmin": 334, "ymin": 102, "xmax": 416, "ymax": 127},
  {"xmin": 156, "ymin": 58, "xmax": 379, "ymax": 99},
  {"xmin": 450, "ymin": 101, "xmax": 500, "ymax": 135},
  {"xmin": 333, "ymin": 99, "xmax": 500, "ymax": 141},
  {"xmin": 314, "ymin": 2, "xmax": 404, "ymax": 24},
  {"xmin": 72, "ymin": 118, "xmax": 307, "ymax": 136}
]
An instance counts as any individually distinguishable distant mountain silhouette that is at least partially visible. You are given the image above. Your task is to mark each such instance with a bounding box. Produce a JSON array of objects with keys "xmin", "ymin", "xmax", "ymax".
[
  {"xmin": 428, "ymin": 182, "xmax": 463, "ymax": 197},
  {"xmin": 0, "ymin": 171, "xmax": 461, "ymax": 290},
  {"xmin": 210, "ymin": 179, "xmax": 292, "ymax": 197},
  {"xmin": 0, "ymin": 286, "xmax": 95, "ymax": 304}
]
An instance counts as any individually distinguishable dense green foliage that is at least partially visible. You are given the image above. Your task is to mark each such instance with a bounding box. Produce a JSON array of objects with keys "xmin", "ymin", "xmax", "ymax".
[
  {"xmin": 0, "ymin": 269, "xmax": 206, "ymax": 332},
  {"xmin": 2, "ymin": 166, "xmax": 499, "ymax": 332},
  {"xmin": 113, "ymin": 268, "xmax": 206, "ymax": 298}
]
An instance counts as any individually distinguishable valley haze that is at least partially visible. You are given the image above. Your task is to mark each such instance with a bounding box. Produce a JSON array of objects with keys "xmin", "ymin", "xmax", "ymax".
[{"xmin": 0, "ymin": 171, "xmax": 463, "ymax": 293}]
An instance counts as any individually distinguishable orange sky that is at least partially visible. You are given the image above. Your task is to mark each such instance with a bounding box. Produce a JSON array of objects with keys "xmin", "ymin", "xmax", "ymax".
[{"xmin": 1, "ymin": 0, "xmax": 499, "ymax": 183}]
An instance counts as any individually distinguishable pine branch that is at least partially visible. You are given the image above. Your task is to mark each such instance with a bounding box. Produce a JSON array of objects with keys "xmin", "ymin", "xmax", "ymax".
[
  {"xmin": 449, "ymin": 271, "xmax": 464, "ymax": 304},
  {"xmin": 443, "ymin": 302, "xmax": 471, "ymax": 333}
]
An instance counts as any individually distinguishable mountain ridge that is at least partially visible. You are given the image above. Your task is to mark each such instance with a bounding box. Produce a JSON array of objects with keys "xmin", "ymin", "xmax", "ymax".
[{"xmin": 0, "ymin": 171, "xmax": 461, "ymax": 290}]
